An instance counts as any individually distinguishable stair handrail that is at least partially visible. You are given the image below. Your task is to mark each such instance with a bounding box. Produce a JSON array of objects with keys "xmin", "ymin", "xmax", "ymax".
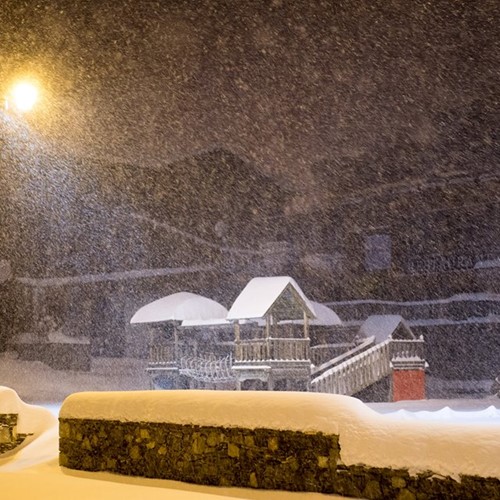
[
  {"xmin": 311, "ymin": 338, "xmax": 392, "ymax": 395},
  {"xmin": 311, "ymin": 336, "xmax": 376, "ymax": 378}
]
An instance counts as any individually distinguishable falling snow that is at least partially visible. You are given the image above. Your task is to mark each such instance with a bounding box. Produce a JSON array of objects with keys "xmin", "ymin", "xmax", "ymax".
[{"xmin": 0, "ymin": 2, "xmax": 499, "ymax": 495}]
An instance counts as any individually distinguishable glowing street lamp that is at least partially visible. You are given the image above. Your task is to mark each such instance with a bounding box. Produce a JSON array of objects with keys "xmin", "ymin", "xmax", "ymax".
[{"xmin": 6, "ymin": 81, "xmax": 39, "ymax": 112}]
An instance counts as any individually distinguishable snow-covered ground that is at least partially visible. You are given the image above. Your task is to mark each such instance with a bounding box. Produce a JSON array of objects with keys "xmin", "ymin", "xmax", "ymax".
[
  {"xmin": 1, "ymin": 410, "xmax": 336, "ymax": 500},
  {"xmin": 1, "ymin": 353, "xmax": 499, "ymax": 499},
  {"xmin": 0, "ymin": 353, "xmax": 152, "ymax": 403},
  {"xmin": 1, "ymin": 361, "xmax": 341, "ymax": 500}
]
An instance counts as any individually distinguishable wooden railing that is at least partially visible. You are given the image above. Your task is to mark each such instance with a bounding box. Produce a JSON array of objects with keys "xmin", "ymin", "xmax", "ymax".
[
  {"xmin": 390, "ymin": 338, "xmax": 425, "ymax": 360},
  {"xmin": 311, "ymin": 336, "xmax": 376, "ymax": 378},
  {"xmin": 311, "ymin": 338, "xmax": 424, "ymax": 396},
  {"xmin": 150, "ymin": 338, "xmax": 311, "ymax": 365},
  {"xmin": 148, "ymin": 344, "xmax": 176, "ymax": 365},
  {"xmin": 149, "ymin": 336, "xmax": 425, "ymax": 395},
  {"xmin": 235, "ymin": 338, "xmax": 310, "ymax": 362},
  {"xmin": 311, "ymin": 340, "xmax": 391, "ymax": 395}
]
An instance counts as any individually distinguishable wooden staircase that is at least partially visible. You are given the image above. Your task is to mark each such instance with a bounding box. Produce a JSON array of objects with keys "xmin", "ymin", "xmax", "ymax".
[{"xmin": 311, "ymin": 337, "xmax": 424, "ymax": 396}]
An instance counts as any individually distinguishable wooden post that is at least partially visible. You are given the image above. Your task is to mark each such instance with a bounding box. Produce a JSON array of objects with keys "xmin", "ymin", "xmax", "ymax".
[
  {"xmin": 173, "ymin": 323, "xmax": 179, "ymax": 364},
  {"xmin": 234, "ymin": 322, "xmax": 241, "ymax": 361},
  {"xmin": 265, "ymin": 315, "xmax": 271, "ymax": 359},
  {"xmin": 234, "ymin": 322, "xmax": 241, "ymax": 343}
]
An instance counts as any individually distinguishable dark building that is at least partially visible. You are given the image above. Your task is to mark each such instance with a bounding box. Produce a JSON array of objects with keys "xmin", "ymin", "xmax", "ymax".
[
  {"xmin": 282, "ymin": 102, "xmax": 499, "ymax": 389},
  {"xmin": 293, "ymin": 100, "xmax": 499, "ymax": 302},
  {"xmin": 296, "ymin": 166, "xmax": 499, "ymax": 302}
]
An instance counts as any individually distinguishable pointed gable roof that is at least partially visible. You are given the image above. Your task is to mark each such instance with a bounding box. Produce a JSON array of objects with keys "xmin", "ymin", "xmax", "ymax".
[
  {"xmin": 280, "ymin": 301, "xmax": 342, "ymax": 326},
  {"xmin": 226, "ymin": 276, "xmax": 316, "ymax": 322},
  {"xmin": 359, "ymin": 315, "xmax": 415, "ymax": 343}
]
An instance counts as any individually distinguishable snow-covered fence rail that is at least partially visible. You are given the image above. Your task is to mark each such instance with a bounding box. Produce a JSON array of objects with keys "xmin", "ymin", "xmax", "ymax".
[{"xmin": 235, "ymin": 338, "xmax": 310, "ymax": 362}]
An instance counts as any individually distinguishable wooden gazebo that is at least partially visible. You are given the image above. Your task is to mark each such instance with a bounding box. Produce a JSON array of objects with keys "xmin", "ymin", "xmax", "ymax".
[
  {"xmin": 226, "ymin": 276, "xmax": 316, "ymax": 391},
  {"xmin": 130, "ymin": 292, "xmax": 229, "ymax": 389}
]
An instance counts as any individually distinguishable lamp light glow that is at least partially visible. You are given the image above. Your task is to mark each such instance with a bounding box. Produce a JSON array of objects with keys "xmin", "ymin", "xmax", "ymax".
[{"xmin": 10, "ymin": 82, "xmax": 39, "ymax": 112}]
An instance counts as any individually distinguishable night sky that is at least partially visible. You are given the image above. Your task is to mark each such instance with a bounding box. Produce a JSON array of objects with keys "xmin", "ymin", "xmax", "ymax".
[{"xmin": 1, "ymin": 1, "xmax": 498, "ymax": 198}]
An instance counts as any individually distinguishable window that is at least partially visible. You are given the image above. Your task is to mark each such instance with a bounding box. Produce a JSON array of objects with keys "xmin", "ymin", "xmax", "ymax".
[{"xmin": 365, "ymin": 234, "xmax": 392, "ymax": 271}]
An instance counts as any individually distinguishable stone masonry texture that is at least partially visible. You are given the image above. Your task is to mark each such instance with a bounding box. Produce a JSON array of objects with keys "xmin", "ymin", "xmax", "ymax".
[{"xmin": 59, "ymin": 418, "xmax": 500, "ymax": 499}]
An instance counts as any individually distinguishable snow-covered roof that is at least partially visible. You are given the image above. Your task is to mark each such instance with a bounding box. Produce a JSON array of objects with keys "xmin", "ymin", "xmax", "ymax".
[
  {"xmin": 180, "ymin": 318, "xmax": 231, "ymax": 328},
  {"xmin": 16, "ymin": 265, "xmax": 213, "ymax": 287},
  {"xmin": 130, "ymin": 292, "xmax": 228, "ymax": 324},
  {"xmin": 475, "ymin": 258, "xmax": 500, "ymax": 269},
  {"xmin": 226, "ymin": 276, "xmax": 316, "ymax": 321},
  {"xmin": 359, "ymin": 315, "xmax": 414, "ymax": 343},
  {"xmin": 280, "ymin": 301, "xmax": 342, "ymax": 326}
]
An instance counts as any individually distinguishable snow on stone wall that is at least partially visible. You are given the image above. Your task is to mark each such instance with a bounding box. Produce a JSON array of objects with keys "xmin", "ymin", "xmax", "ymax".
[{"xmin": 60, "ymin": 390, "xmax": 500, "ymax": 480}]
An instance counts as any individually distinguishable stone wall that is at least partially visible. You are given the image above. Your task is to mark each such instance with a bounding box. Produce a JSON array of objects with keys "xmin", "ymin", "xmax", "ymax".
[
  {"xmin": 0, "ymin": 413, "xmax": 29, "ymax": 454},
  {"xmin": 59, "ymin": 417, "xmax": 500, "ymax": 499},
  {"xmin": 59, "ymin": 418, "xmax": 340, "ymax": 491},
  {"xmin": 0, "ymin": 413, "xmax": 18, "ymax": 445}
]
